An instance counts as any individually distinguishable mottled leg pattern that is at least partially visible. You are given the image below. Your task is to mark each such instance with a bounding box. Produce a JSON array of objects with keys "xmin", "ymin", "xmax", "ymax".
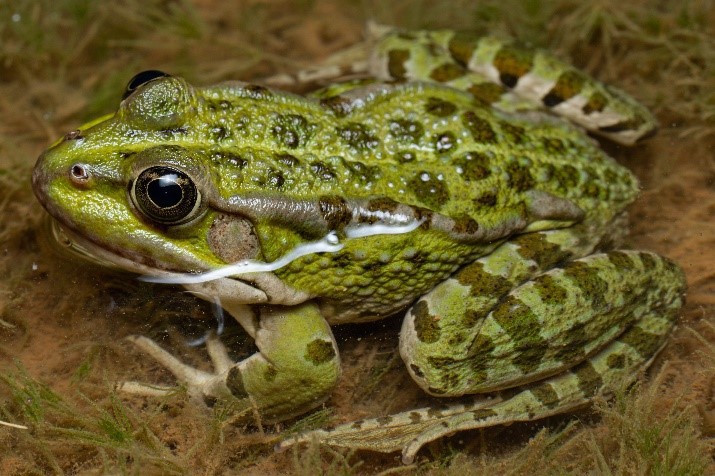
[
  {"xmin": 120, "ymin": 303, "xmax": 341, "ymax": 422},
  {"xmin": 402, "ymin": 230, "xmax": 578, "ymax": 396},
  {"xmin": 278, "ymin": 245, "xmax": 685, "ymax": 464},
  {"xmin": 370, "ymin": 28, "xmax": 657, "ymax": 144}
]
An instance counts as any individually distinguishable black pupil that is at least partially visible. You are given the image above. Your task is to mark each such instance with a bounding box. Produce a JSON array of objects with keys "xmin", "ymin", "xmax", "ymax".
[
  {"xmin": 147, "ymin": 174, "xmax": 183, "ymax": 208},
  {"xmin": 123, "ymin": 70, "xmax": 169, "ymax": 99}
]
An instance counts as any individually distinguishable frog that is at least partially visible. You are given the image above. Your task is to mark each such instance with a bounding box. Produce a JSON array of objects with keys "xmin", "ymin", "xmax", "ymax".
[{"xmin": 32, "ymin": 25, "xmax": 686, "ymax": 464}]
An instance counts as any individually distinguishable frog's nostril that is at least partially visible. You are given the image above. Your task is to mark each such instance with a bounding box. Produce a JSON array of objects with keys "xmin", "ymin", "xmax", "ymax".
[{"xmin": 70, "ymin": 163, "xmax": 90, "ymax": 184}]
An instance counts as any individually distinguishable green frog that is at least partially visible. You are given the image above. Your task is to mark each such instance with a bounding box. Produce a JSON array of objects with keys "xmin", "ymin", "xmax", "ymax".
[{"xmin": 32, "ymin": 26, "xmax": 685, "ymax": 463}]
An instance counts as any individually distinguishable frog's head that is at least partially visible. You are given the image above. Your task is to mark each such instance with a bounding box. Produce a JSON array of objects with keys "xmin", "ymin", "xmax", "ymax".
[{"xmin": 32, "ymin": 72, "xmax": 261, "ymax": 275}]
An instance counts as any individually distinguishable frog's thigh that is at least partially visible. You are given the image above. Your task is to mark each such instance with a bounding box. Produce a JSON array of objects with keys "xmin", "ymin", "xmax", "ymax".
[
  {"xmin": 230, "ymin": 303, "xmax": 340, "ymax": 421},
  {"xmin": 401, "ymin": 249, "xmax": 686, "ymax": 397}
]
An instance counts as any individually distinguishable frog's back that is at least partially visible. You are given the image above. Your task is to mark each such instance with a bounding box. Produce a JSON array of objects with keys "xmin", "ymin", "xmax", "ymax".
[{"xmin": 196, "ymin": 81, "xmax": 638, "ymax": 232}]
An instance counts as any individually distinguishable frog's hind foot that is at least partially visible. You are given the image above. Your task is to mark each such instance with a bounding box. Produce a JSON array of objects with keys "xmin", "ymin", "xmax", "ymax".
[
  {"xmin": 275, "ymin": 397, "xmax": 503, "ymax": 465},
  {"xmin": 117, "ymin": 333, "xmax": 232, "ymax": 402}
]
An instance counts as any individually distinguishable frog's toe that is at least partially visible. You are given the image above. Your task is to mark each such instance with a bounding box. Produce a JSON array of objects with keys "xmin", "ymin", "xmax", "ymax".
[
  {"xmin": 120, "ymin": 335, "xmax": 229, "ymax": 401},
  {"xmin": 116, "ymin": 380, "xmax": 178, "ymax": 397}
]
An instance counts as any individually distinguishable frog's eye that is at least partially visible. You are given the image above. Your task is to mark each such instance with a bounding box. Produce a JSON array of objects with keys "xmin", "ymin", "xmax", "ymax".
[
  {"xmin": 122, "ymin": 70, "xmax": 170, "ymax": 100},
  {"xmin": 130, "ymin": 166, "xmax": 202, "ymax": 226}
]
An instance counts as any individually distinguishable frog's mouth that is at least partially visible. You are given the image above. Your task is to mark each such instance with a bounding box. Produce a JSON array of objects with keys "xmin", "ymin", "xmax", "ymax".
[
  {"xmin": 45, "ymin": 217, "xmax": 312, "ymax": 307},
  {"xmin": 46, "ymin": 218, "xmax": 184, "ymax": 279}
]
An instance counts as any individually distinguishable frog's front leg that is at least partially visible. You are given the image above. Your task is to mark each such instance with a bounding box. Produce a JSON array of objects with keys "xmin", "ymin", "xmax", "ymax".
[{"xmin": 121, "ymin": 303, "xmax": 341, "ymax": 422}]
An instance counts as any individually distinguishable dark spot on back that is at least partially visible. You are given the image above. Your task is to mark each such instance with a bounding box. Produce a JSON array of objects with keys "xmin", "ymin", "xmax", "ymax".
[
  {"xmin": 505, "ymin": 160, "xmax": 535, "ymax": 191},
  {"xmin": 212, "ymin": 152, "xmax": 248, "ymax": 169},
  {"xmin": 638, "ymin": 252, "xmax": 658, "ymax": 271},
  {"xmin": 500, "ymin": 122, "xmax": 526, "ymax": 143},
  {"xmin": 337, "ymin": 122, "xmax": 380, "ymax": 150},
  {"xmin": 310, "ymin": 161, "xmax": 336, "ymax": 181},
  {"xmin": 320, "ymin": 95, "xmax": 354, "ymax": 116},
  {"xmin": 159, "ymin": 127, "xmax": 188, "ymax": 138},
  {"xmin": 606, "ymin": 251, "xmax": 636, "ymax": 271},
  {"xmin": 344, "ymin": 159, "xmax": 378, "ymax": 184},
  {"xmin": 462, "ymin": 111, "xmax": 496, "ymax": 143},
  {"xmin": 408, "ymin": 171, "xmax": 450, "ymax": 210},
  {"xmin": 455, "ymin": 151, "xmax": 492, "ymax": 181},
  {"xmin": 435, "ymin": 131, "xmax": 456, "ymax": 152},
  {"xmin": 395, "ymin": 150, "xmax": 417, "ymax": 163},
  {"xmin": 475, "ymin": 192, "xmax": 498, "ymax": 207},
  {"xmin": 275, "ymin": 153, "xmax": 300, "ymax": 167},
  {"xmin": 271, "ymin": 114, "xmax": 316, "ymax": 149},
  {"xmin": 553, "ymin": 164, "xmax": 581, "ymax": 190},
  {"xmin": 388, "ymin": 119, "xmax": 424, "ymax": 142},
  {"xmin": 541, "ymin": 137, "xmax": 567, "ymax": 154},
  {"xmin": 210, "ymin": 125, "xmax": 230, "ymax": 141},
  {"xmin": 425, "ymin": 97, "xmax": 457, "ymax": 117},
  {"xmin": 265, "ymin": 170, "xmax": 285, "ymax": 188},
  {"xmin": 243, "ymin": 83, "xmax": 271, "ymax": 97}
]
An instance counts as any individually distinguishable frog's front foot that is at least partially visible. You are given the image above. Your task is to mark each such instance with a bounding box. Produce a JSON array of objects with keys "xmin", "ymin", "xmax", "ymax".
[
  {"xmin": 117, "ymin": 333, "xmax": 235, "ymax": 402},
  {"xmin": 118, "ymin": 303, "xmax": 342, "ymax": 422}
]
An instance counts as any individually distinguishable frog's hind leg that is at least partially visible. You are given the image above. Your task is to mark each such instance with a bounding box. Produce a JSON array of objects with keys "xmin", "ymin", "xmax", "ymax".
[
  {"xmin": 402, "ymin": 248, "xmax": 685, "ymax": 399},
  {"xmin": 370, "ymin": 28, "xmax": 657, "ymax": 144},
  {"xmin": 119, "ymin": 303, "xmax": 341, "ymax": 422},
  {"xmin": 278, "ymin": 250, "xmax": 685, "ymax": 463},
  {"xmin": 278, "ymin": 313, "xmax": 673, "ymax": 464}
]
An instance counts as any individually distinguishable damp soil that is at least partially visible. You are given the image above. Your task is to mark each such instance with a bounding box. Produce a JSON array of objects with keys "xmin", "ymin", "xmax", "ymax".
[{"xmin": 1, "ymin": 1, "xmax": 713, "ymax": 474}]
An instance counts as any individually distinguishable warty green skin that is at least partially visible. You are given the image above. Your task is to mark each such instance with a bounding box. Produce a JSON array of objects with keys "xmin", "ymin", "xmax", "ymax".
[{"xmin": 32, "ymin": 26, "xmax": 684, "ymax": 464}]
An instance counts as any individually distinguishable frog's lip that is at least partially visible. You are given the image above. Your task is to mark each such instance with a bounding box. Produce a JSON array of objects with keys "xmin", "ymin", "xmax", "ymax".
[{"xmin": 48, "ymin": 220, "xmax": 183, "ymax": 278}]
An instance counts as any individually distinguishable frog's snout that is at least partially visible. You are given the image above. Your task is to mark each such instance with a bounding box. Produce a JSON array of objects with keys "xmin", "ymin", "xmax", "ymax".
[{"xmin": 31, "ymin": 151, "xmax": 51, "ymax": 207}]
